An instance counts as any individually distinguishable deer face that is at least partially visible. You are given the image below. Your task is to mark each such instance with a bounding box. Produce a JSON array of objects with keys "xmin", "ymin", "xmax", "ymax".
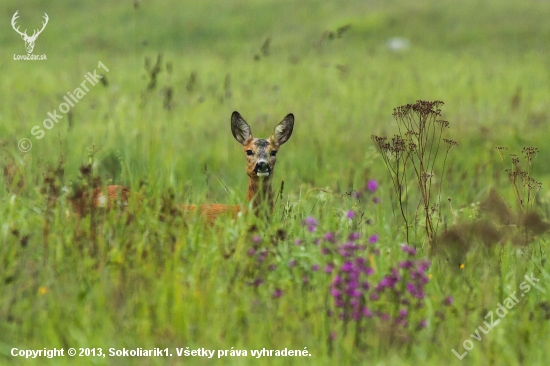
[{"xmin": 231, "ymin": 112, "xmax": 294, "ymax": 179}]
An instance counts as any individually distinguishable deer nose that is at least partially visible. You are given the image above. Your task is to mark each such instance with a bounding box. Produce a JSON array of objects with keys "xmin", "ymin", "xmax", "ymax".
[
  {"xmin": 256, "ymin": 161, "xmax": 269, "ymax": 171},
  {"xmin": 254, "ymin": 161, "xmax": 271, "ymax": 176}
]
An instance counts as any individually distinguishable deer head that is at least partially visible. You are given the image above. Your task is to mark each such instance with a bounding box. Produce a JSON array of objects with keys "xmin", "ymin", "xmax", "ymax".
[
  {"xmin": 231, "ymin": 111, "xmax": 294, "ymax": 180},
  {"xmin": 231, "ymin": 111, "xmax": 294, "ymax": 210},
  {"xmin": 11, "ymin": 11, "xmax": 49, "ymax": 54}
]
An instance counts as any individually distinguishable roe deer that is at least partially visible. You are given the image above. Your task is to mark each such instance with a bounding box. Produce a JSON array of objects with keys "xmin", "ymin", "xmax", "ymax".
[
  {"xmin": 74, "ymin": 111, "xmax": 294, "ymax": 221},
  {"xmin": 181, "ymin": 111, "xmax": 294, "ymax": 221},
  {"xmin": 70, "ymin": 185, "xmax": 130, "ymax": 216}
]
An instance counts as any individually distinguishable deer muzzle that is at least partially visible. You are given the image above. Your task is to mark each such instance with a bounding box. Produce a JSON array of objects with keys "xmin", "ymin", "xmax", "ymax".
[{"xmin": 254, "ymin": 161, "xmax": 271, "ymax": 177}]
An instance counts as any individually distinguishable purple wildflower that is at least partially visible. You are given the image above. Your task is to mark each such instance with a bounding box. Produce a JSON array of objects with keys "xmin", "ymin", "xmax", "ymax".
[
  {"xmin": 252, "ymin": 235, "xmax": 261, "ymax": 243},
  {"xmin": 396, "ymin": 318, "xmax": 408, "ymax": 327},
  {"xmin": 324, "ymin": 232, "xmax": 336, "ymax": 243},
  {"xmin": 348, "ymin": 232, "xmax": 360, "ymax": 241},
  {"xmin": 362, "ymin": 307, "xmax": 373, "ymax": 318},
  {"xmin": 338, "ymin": 248, "xmax": 350, "ymax": 257},
  {"xmin": 354, "ymin": 257, "xmax": 366, "ymax": 267},
  {"xmin": 294, "ymin": 238, "xmax": 302, "ymax": 246},
  {"xmin": 443, "ymin": 296, "xmax": 454, "ymax": 306},
  {"xmin": 341, "ymin": 261, "xmax": 353, "ymax": 272},
  {"xmin": 253, "ymin": 278, "xmax": 263, "ymax": 287},
  {"xmin": 372, "ymin": 196, "xmax": 380, "ymax": 204},
  {"xmin": 247, "ymin": 248, "xmax": 256, "ymax": 256},
  {"xmin": 381, "ymin": 269, "xmax": 400, "ymax": 289},
  {"xmin": 418, "ymin": 259, "xmax": 431, "ymax": 272},
  {"xmin": 346, "ymin": 288, "xmax": 361, "ymax": 297},
  {"xmin": 303, "ymin": 216, "xmax": 317, "ymax": 226},
  {"xmin": 366, "ymin": 179, "xmax": 378, "ymax": 192},
  {"xmin": 401, "ymin": 244, "xmax": 417, "ymax": 255},
  {"xmin": 325, "ymin": 264, "xmax": 334, "ymax": 273},
  {"xmin": 379, "ymin": 277, "xmax": 393, "ymax": 288},
  {"xmin": 257, "ymin": 250, "xmax": 267, "ymax": 262},
  {"xmin": 346, "ymin": 210, "xmax": 355, "ymax": 219},
  {"xmin": 368, "ymin": 234, "xmax": 379, "ymax": 243},
  {"xmin": 406, "ymin": 282, "xmax": 425, "ymax": 299},
  {"xmin": 289, "ymin": 260, "xmax": 296, "ymax": 268},
  {"xmin": 303, "ymin": 216, "xmax": 318, "ymax": 232},
  {"xmin": 312, "ymin": 264, "xmax": 320, "ymax": 271},
  {"xmin": 272, "ymin": 288, "xmax": 283, "ymax": 298}
]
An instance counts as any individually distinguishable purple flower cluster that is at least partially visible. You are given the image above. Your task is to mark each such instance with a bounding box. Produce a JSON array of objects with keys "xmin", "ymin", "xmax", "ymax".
[
  {"xmin": 245, "ymin": 234, "xmax": 276, "ymax": 291},
  {"xmin": 302, "ymin": 216, "xmax": 318, "ymax": 232},
  {"xmin": 330, "ymin": 237, "xmax": 431, "ymax": 331},
  {"xmin": 331, "ymin": 256, "xmax": 375, "ymax": 320},
  {"xmin": 404, "ymin": 258, "xmax": 430, "ymax": 299},
  {"xmin": 347, "ymin": 179, "xmax": 380, "ymax": 203}
]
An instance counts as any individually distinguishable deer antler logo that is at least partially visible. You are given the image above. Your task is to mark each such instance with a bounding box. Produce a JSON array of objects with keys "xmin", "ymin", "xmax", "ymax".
[{"xmin": 11, "ymin": 11, "xmax": 49, "ymax": 54}]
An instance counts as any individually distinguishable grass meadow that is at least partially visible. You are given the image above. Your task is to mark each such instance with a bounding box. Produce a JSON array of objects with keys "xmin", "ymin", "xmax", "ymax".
[{"xmin": 1, "ymin": 0, "xmax": 550, "ymax": 364}]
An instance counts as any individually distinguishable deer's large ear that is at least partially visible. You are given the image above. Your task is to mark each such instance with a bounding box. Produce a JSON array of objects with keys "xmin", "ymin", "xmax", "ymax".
[
  {"xmin": 270, "ymin": 114, "xmax": 294, "ymax": 146},
  {"xmin": 231, "ymin": 111, "xmax": 253, "ymax": 145}
]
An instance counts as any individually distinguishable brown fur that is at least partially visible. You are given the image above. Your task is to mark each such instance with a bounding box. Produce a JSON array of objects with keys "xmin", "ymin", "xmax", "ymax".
[
  {"xmin": 71, "ymin": 185, "xmax": 130, "ymax": 216},
  {"xmin": 181, "ymin": 204, "xmax": 243, "ymax": 222}
]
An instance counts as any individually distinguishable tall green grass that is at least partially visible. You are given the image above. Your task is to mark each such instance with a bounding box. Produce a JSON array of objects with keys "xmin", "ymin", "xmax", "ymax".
[{"xmin": 1, "ymin": 0, "xmax": 550, "ymax": 364}]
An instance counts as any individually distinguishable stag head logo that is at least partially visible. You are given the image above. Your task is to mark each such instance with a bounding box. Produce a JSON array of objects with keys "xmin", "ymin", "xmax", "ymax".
[{"xmin": 11, "ymin": 11, "xmax": 49, "ymax": 54}]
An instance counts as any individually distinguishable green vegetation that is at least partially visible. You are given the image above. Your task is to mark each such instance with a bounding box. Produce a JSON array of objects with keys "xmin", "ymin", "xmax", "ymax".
[{"xmin": 1, "ymin": 0, "xmax": 550, "ymax": 364}]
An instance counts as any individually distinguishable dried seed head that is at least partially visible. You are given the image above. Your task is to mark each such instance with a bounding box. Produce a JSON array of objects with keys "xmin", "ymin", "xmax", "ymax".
[
  {"xmin": 437, "ymin": 120, "xmax": 450, "ymax": 128},
  {"xmin": 443, "ymin": 139, "xmax": 458, "ymax": 147}
]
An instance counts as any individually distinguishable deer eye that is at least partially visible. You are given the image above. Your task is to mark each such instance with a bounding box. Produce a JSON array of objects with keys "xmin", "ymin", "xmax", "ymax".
[
  {"xmin": 246, "ymin": 150, "xmax": 253, "ymax": 156},
  {"xmin": 270, "ymin": 150, "xmax": 278, "ymax": 157}
]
